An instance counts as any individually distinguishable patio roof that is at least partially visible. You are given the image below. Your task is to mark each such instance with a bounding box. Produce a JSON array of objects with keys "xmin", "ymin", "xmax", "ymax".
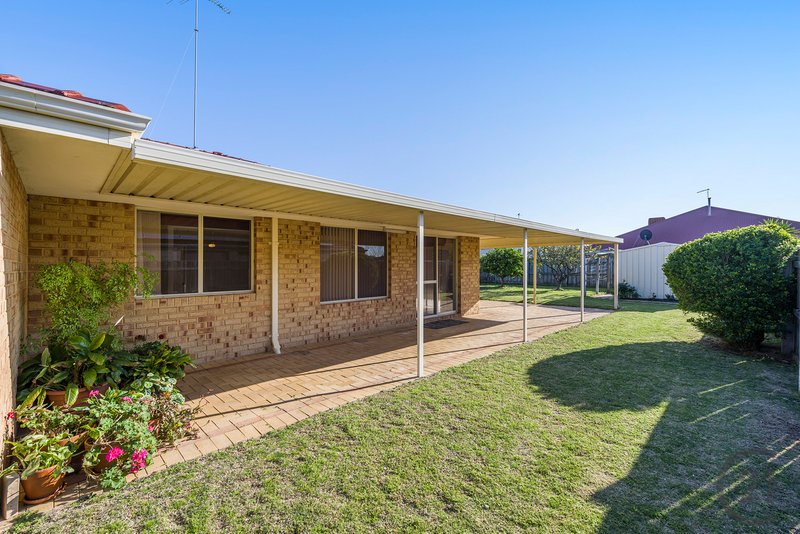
[{"xmin": 0, "ymin": 77, "xmax": 621, "ymax": 248}]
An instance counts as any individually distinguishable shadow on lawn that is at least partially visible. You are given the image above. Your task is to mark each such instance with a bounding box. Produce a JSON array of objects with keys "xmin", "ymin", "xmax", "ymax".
[{"xmin": 528, "ymin": 341, "xmax": 800, "ymax": 532}]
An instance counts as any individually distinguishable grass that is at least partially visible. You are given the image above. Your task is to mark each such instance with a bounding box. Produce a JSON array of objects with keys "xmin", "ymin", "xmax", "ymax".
[
  {"xmin": 481, "ymin": 283, "xmax": 617, "ymax": 309},
  {"xmin": 11, "ymin": 303, "xmax": 800, "ymax": 533}
]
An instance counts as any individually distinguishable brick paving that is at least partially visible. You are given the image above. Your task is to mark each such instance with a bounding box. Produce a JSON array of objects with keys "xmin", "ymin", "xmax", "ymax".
[{"xmin": 19, "ymin": 301, "xmax": 609, "ymax": 514}]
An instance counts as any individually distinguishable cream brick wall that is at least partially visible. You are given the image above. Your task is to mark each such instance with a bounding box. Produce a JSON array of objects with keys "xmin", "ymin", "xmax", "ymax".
[
  {"xmin": 0, "ymin": 130, "xmax": 29, "ymax": 446},
  {"xmin": 26, "ymin": 198, "xmax": 482, "ymax": 365},
  {"xmin": 458, "ymin": 236, "xmax": 481, "ymax": 316},
  {"xmin": 277, "ymin": 220, "xmax": 417, "ymax": 348}
]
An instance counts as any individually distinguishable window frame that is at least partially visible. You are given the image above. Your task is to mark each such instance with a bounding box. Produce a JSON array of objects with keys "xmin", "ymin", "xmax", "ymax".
[
  {"xmin": 135, "ymin": 208, "xmax": 255, "ymax": 298},
  {"xmin": 320, "ymin": 226, "xmax": 390, "ymax": 304}
]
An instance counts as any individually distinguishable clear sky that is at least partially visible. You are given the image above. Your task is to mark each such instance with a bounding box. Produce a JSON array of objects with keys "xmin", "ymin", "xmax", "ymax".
[{"xmin": 2, "ymin": 1, "xmax": 798, "ymax": 236}]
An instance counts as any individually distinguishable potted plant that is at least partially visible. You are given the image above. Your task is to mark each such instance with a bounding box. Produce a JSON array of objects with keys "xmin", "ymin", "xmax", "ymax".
[
  {"xmin": 78, "ymin": 390, "xmax": 157, "ymax": 489},
  {"xmin": 5, "ymin": 434, "xmax": 75, "ymax": 504},
  {"xmin": 16, "ymin": 259, "xmax": 156, "ymax": 407},
  {"xmin": 16, "ymin": 330, "xmax": 118, "ymax": 407},
  {"xmin": 139, "ymin": 378, "xmax": 200, "ymax": 447}
]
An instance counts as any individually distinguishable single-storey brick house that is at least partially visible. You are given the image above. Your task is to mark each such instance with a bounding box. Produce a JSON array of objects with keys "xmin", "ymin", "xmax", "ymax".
[{"xmin": 0, "ymin": 74, "xmax": 621, "ymax": 425}]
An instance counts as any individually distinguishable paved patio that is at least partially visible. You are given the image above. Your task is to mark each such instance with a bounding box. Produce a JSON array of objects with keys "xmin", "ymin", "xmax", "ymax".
[{"xmin": 23, "ymin": 300, "xmax": 608, "ymax": 513}]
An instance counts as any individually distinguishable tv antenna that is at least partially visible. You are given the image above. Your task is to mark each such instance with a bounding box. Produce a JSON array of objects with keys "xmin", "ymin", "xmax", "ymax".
[
  {"xmin": 697, "ymin": 188, "xmax": 711, "ymax": 216},
  {"xmin": 179, "ymin": 0, "xmax": 231, "ymax": 149}
]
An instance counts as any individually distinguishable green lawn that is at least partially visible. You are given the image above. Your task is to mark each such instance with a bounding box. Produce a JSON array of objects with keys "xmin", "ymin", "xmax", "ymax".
[
  {"xmin": 11, "ymin": 303, "xmax": 800, "ymax": 533},
  {"xmin": 481, "ymin": 283, "xmax": 617, "ymax": 309}
]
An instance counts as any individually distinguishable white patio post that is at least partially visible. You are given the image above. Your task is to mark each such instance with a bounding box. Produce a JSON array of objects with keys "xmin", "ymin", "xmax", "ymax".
[
  {"xmin": 613, "ymin": 242, "xmax": 620, "ymax": 310},
  {"xmin": 417, "ymin": 211, "xmax": 425, "ymax": 377},
  {"xmin": 580, "ymin": 239, "xmax": 585, "ymax": 322},
  {"xmin": 522, "ymin": 229, "xmax": 529, "ymax": 342},
  {"xmin": 533, "ymin": 246, "xmax": 538, "ymax": 305},
  {"xmin": 271, "ymin": 217, "xmax": 281, "ymax": 354}
]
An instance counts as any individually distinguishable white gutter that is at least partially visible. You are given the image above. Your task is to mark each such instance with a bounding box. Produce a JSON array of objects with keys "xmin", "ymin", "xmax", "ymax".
[
  {"xmin": 0, "ymin": 82, "xmax": 150, "ymax": 134},
  {"xmin": 132, "ymin": 138, "xmax": 623, "ymax": 244}
]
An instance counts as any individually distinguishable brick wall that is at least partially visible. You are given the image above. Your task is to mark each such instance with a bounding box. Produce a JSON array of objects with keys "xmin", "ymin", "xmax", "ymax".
[
  {"xmin": 26, "ymin": 197, "xmax": 481, "ymax": 364},
  {"xmin": 278, "ymin": 220, "xmax": 417, "ymax": 347},
  {"xmin": 0, "ymin": 130, "xmax": 29, "ymax": 445},
  {"xmin": 27, "ymin": 196, "xmax": 273, "ymax": 365},
  {"xmin": 458, "ymin": 236, "xmax": 481, "ymax": 316}
]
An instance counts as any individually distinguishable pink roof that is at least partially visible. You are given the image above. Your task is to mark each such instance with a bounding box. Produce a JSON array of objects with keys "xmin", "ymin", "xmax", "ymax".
[
  {"xmin": 0, "ymin": 74, "xmax": 131, "ymax": 112},
  {"xmin": 618, "ymin": 205, "xmax": 800, "ymax": 249}
]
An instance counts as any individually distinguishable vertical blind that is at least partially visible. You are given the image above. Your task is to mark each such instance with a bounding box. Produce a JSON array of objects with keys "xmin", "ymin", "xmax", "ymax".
[
  {"xmin": 321, "ymin": 227, "xmax": 388, "ymax": 302},
  {"xmin": 320, "ymin": 227, "xmax": 355, "ymax": 301}
]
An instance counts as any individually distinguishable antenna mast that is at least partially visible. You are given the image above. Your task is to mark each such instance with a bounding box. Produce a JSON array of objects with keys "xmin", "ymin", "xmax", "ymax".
[
  {"xmin": 193, "ymin": 0, "xmax": 199, "ymax": 149},
  {"xmin": 697, "ymin": 188, "xmax": 711, "ymax": 216}
]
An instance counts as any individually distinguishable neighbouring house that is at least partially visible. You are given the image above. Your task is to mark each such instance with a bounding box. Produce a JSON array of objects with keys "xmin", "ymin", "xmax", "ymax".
[
  {"xmin": 0, "ymin": 73, "xmax": 622, "ymax": 430},
  {"xmin": 616, "ymin": 203, "xmax": 800, "ymax": 299}
]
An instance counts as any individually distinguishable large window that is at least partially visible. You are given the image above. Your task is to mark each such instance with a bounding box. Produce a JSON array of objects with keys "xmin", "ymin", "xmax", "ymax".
[
  {"xmin": 137, "ymin": 211, "xmax": 252, "ymax": 295},
  {"xmin": 321, "ymin": 227, "xmax": 387, "ymax": 302}
]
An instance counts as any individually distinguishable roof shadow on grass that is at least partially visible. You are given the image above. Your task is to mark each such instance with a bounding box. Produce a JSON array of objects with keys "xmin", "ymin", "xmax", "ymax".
[{"xmin": 528, "ymin": 341, "xmax": 800, "ymax": 532}]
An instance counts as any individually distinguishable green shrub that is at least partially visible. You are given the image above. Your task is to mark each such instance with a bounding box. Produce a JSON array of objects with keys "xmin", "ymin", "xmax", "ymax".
[
  {"xmin": 618, "ymin": 281, "xmax": 639, "ymax": 299},
  {"xmin": 480, "ymin": 248, "xmax": 523, "ymax": 286},
  {"xmin": 36, "ymin": 260, "xmax": 156, "ymax": 346},
  {"xmin": 662, "ymin": 221, "xmax": 799, "ymax": 349}
]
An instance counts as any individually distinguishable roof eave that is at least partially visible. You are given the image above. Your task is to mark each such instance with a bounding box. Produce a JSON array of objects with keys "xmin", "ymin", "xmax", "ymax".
[
  {"xmin": 132, "ymin": 138, "xmax": 622, "ymax": 244},
  {"xmin": 0, "ymin": 82, "xmax": 150, "ymax": 134}
]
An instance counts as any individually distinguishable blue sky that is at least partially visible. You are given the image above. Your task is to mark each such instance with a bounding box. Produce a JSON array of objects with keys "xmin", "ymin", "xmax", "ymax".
[{"xmin": 2, "ymin": 1, "xmax": 798, "ymax": 235}]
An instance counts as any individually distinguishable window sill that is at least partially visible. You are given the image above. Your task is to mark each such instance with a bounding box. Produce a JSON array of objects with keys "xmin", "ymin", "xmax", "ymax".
[
  {"xmin": 321, "ymin": 296, "xmax": 389, "ymax": 305},
  {"xmin": 135, "ymin": 290, "xmax": 255, "ymax": 300}
]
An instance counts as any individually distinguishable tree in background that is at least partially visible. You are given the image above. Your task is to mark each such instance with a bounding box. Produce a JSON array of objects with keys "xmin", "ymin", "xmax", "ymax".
[
  {"xmin": 663, "ymin": 221, "xmax": 799, "ymax": 349},
  {"xmin": 536, "ymin": 245, "xmax": 598, "ymax": 290},
  {"xmin": 480, "ymin": 248, "xmax": 523, "ymax": 286}
]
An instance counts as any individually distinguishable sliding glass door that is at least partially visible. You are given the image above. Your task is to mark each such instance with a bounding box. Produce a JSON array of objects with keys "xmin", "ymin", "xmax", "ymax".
[{"xmin": 423, "ymin": 237, "xmax": 457, "ymax": 316}]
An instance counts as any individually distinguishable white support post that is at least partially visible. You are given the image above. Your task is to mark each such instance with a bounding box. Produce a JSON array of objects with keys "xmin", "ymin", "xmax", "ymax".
[
  {"xmin": 613, "ymin": 243, "xmax": 620, "ymax": 310},
  {"xmin": 533, "ymin": 246, "xmax": 538, "ymax": 305},
  {"xmin": 580, "ymin": 239, "xmax": 585, "ymax": 322},
  {"xmin": 522, "ymin": 229, "xmax": 529, "ymax": 342},
  {"xmin": 417, "ymin": 211, "xmax": 425, "ymax": 378},
  {"xmin": 271, "ymin": 217, "xmax": 281, "ymax": 354}
]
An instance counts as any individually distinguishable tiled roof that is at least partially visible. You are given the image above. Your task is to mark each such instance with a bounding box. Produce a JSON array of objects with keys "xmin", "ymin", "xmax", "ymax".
[{"xmin": 0, "ymin": 73, "xmax": 131, "ymax": 112}]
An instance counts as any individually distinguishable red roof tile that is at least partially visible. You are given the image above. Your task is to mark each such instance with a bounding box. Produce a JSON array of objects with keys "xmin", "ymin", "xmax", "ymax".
[{"xmin": 0, "ymin": 74, "xmax": 132, "ymax": 112}]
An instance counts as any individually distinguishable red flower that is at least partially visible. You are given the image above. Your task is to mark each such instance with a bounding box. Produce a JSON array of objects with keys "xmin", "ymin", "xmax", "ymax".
[{"xmin": 6, "ymin": 411, "xmax": 14, "ymax": 420}]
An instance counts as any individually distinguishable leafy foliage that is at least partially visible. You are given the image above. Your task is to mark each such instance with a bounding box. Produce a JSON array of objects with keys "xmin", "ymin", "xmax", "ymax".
[
  {"xmin": 78, "ymin": 390, "xmax": 157, "ymax": 490},
  {"xmin": 16, "ymin": 329, "xmax": 125, "ymax": 407},
  {"xmin": 618, "ymin": 281, "xmax": 639, "ymax": 299},
  {"xmin": 143, "ymin": 385, "xmax": 199, "ymax": 447},
  {"xmin": 128, "ymin": 342, "xmax": 195, "ymax": 391},
  {"xmin": 15, "ymin": 405, "xmax": 84, "ymax": 440},
  {"xmin": 536, "ymin": 245, "xmax": 599, "ymax": 290},
  {"xmin": 6, "ymin": 434, "xmax": 75, "ymax": 480},
  {"xmin": 36, "ymin": 260, "xmax": 156, "ymax": 346},
  {"xmin": 662, "ymin": 221, "xmax": 799, "ymax": 349},
  {"xmin": 480, "ymin": 248, "xmax": 523, "ymax": 286}
]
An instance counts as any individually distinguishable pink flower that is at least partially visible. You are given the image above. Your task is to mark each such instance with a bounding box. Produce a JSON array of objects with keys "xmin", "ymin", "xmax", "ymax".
[
  {"xmin": 105, "ymin": 446, "xmax": 124, "ymax": 463},
  {"xmin": 147, "ymin": 423, "xmax": 154, "ymax": 432},
  {"xmin": 129, "ymin": 449, "xmax": 149, "ymax": 473},
  {"xmin": 121, "ymin": 396, "xmax": 133, "ymax": 403},
  {"xmin": 88, "ymin": 389, "xmax": 101, "ymax": 398},
  {"xmin": 6, "ymin": 411, "xmax": 14, "ymax": 420}
]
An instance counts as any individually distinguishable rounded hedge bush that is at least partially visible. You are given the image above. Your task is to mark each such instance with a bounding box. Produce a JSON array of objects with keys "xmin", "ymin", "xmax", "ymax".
[{"xmin": 662, "ymin": 221, "xmax": 798, "ymax": 349}]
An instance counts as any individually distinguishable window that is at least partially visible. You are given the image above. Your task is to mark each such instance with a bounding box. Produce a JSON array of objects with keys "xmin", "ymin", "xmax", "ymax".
[
  {"xmin": 136, "ymin": 211, "xmax": 251, "ymax": 295},
  {"xmin": 321, "ymin": 226, "xmax": 388, "ymax": 302}
]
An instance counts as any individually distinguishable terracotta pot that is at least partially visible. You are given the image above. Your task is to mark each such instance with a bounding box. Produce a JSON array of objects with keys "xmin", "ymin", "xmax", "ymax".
[
  {"xmin": 58, "ymin": 433, "xmax": 87, "ymax": 471},
  {"xmin": 84, "ymin": 441, "xmax": 120, "ymax": 473},
  {"xmin": 20, "ymin": 465, "xmax": 65, "ymax": 504},
  {"xmin": 56, "ymin": 432, "xmax": 87, "ymax": 448},
  {"xmin": 46, "ymin": 384, "xmax": 109, "ymax": 407}
]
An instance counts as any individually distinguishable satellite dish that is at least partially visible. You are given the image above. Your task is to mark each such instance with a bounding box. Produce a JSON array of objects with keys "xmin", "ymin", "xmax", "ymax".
[{"xmin": 640, "ymin": 229, "xmax": 653, "ymax": 242}]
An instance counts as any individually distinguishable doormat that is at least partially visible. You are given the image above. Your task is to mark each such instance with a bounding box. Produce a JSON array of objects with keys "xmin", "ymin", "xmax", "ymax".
[{"xmin": 425, "ymin": 319, "xmax": 467, "ymax": 329}]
